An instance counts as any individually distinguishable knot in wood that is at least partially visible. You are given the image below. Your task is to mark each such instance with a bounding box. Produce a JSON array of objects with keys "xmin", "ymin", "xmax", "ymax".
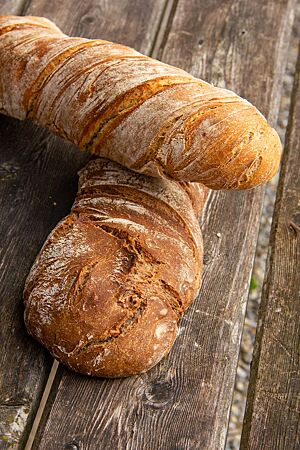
[
  {"xmin": 64, "ymin": 441, "xmax": 80, "ymax": 450},
  {"xmin": 143, "ymin": 380, "xmax": 174, "ymax": 409}
]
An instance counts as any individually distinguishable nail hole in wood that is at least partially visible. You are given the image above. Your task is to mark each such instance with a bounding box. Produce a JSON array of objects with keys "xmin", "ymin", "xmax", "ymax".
[{"xmin": 198, "ymin": 38, "xmax": 204, "ymax": 46}]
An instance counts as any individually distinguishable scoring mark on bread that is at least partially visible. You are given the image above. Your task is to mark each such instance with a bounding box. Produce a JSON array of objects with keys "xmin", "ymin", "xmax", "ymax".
[
  {"xmin": 95, "ymin": 222, "xmax": 184, "ymax": 315},
  {"xmin": 53, "ymin": 298, "xmax": 148, "ymax": 358},
  {"xmin": 67, "ymin": 260, "xmax": 98, "ymax": 309},
  {"xmin": 75, "ymin": 183, "xmax": 198, "ymax": 250},
  {"xmin": 52, "ymin": 222, "xmax": 155, "ymax": 358}
]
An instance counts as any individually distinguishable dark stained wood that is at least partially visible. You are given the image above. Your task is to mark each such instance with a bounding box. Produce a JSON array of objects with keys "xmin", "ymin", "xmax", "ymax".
[
  {"xmin": 0, "ymin": 1, "xmax": 168, "ymax": 449},
  {"xmin": 27, "ymin": 1, "xmax": 296, "ymax": 450},
  {"xmin": 241, "ymin": 47, "xmax": 300, "ymax": 450}
]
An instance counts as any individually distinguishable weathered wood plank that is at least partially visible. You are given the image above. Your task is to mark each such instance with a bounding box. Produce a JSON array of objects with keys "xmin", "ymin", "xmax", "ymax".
[
  {"xmin": 0, "ymin": 122, "xmax": 55, "ymax": 450},
  {"xmin": 0, "ymin": 5, "xmax": 47, "ymax": 450},
  {"xmin": 0, "ymin": 0, "xmax": 27, "ymax": 14},
  {"xmin": 241, "ymin": 46, "xmax": 300, "ymax": 450},
  {"xmin": 0, "ymin": 1, "xmax": 168, "ymax": 449},
  {"xmin": 26, "ymin": 0, "xmax": 166, "ymax": 53},
  {"xmin": 30, "ymin": 1, "xmax": 295, "ymax": 450}
]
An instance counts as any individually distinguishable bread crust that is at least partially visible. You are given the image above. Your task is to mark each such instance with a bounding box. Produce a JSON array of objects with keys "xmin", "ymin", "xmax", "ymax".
[
  {"xmin": 0, "ymin": 15, "xmax": 281, "ymax": 189},
  {"xmin": 24, "ymin": 158, "xmax": 208, "ymax": 377}
]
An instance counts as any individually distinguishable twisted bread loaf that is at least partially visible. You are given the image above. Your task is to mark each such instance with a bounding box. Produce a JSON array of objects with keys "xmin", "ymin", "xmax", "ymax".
[
  {"xmin": 0, "ymin": 15, "xmax": 281, "ymax": 189},
  {"xmin": 24, "ymin": 158, "xmax": 208, "ymax": 377}
]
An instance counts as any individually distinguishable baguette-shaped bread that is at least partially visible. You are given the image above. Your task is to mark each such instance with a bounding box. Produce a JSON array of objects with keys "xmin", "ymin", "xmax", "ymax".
[
  {"xmin": 24, "ymin": 158, "xmax": 208, "ymax": 377},
  {"xmin": 0, "ymin": 15, "xmax": 281, "ymax": 190}
]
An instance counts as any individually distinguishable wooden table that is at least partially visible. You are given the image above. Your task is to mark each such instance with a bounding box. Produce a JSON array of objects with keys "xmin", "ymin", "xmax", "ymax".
[{"xmin": 0, "ymin": 1, "xmax": 299, "ymax": 449}]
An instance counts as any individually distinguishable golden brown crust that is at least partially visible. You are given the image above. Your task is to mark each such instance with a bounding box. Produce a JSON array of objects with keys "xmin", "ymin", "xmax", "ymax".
[
  {"xmin": 0, "ymin": 15, "xmax": 281, "ymax": 189},
  {"xmin": 24, "ymin": 158, "xmax": 208, "ymax": 377}
]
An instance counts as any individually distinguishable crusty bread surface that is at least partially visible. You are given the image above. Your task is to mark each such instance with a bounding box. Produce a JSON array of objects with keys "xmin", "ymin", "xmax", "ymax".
[
  {"xmin": 24, "ymin": 158, "xmax": 208, "ymax": 377},
  {"xmin": 0, "ymin": 15, "xmax": 281, "ymax": 189}
]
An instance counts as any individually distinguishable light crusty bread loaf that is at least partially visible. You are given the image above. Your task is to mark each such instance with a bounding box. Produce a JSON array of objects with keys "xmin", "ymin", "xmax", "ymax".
[
  {"xmin": 24, "ymin": 158, "xmax": 208, "ymax": 377},
  {"xmin": 0, "ymin": 15, "xmax": 281, "ymax": 190}
]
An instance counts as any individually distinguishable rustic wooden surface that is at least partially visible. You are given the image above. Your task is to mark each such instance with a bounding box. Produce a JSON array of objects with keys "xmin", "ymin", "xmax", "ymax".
[
  {"xmin": 0, "ymin": 0, "xmax": 296, "ymax": 449},
  {"xmin": 0, "ymin": 1, "xmax": 56, "ymax": 444},
  {"xmin": 241, "ymin": 47, "xmax": 300, "ymax": 450},
  {"xmin": 0, "ymin": 1, "xmax": 168, "ymax": 448},
  {"xmin": 0, "ymin": 0, "xmax": 26, "ymax": 14},
  {"xmin": 29, "ymin": 1, "xmax": 294, "ymax": 450}
]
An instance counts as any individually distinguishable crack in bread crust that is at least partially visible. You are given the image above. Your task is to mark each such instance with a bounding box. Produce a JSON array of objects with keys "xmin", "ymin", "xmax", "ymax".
[
  {"xmin": 55, "ymin": 298, "xmax": 148, "ymax": 358},
  {"xmin": 0, "ymin": 16, "xmax": 281, "ymax": 188},
  {"xmin": 83, "ymin": 79, "xmax": 199, "ymax": 152},
  {"xmin": 74, "ymin": 185, "xmax": 198, "ymax": 251},
  {"xmin": 26, "ymin": 40, "xmax": 115, "ymax": 117},
  {"xmin": 66, "ymin": 260, "xmax": 99, "ymax": 309},
  {"xmin": 0, "ymin": 23, "xmax": 56, "ymax": 37},
  {"xmin": 96, "ymin": 223, "xmax": 184, "ymax": 317},
  {"xmin": 23, "ymin": 158, "xmax": 205, "ymax": 377}
]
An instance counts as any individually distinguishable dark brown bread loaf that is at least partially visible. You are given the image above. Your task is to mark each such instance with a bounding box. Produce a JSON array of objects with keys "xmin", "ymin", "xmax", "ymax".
[
  {"xmin": 24, "ymin": 158, "xmax": 208, "ymax": 377},
  {"xmin": 0, "ymin": 15, "xmax": 281, "ymax": 190}
]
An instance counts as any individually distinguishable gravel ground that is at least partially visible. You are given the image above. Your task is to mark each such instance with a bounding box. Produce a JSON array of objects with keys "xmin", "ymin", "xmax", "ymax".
[{"xmin": 226, "ymin": 5, "xmax": 300, "ymax": 449}]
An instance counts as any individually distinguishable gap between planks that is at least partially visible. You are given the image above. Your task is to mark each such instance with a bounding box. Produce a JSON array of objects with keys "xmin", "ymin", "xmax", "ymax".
[
  {"xmin": 25, "ymin": 0, "xmax": 296, "ymax": 448},
  {"xmin": 240, "ymin": 38, "xmax": 300, "ymax": 450},
  {"xmin": 150, "ymin": 0, "xmax": 179, "ymax": 59},
  {"xmin": 226, "ymin": 4, "xmax": 300, "ymax": 446},
  {"xmin": 25, "ymin": 360, "xmax": 59, "ymax": 450}
]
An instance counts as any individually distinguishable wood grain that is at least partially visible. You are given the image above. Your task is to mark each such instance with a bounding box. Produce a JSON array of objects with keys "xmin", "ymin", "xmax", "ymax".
[
  {"xmin": 241, "ymin": 46, "xmax": 300, "ymax": 450},
  {"xmin": 26, "ymin": 0, "xmax": 167, "ymax": 53},
  {"xmin": 28, "ymin": 1, "xmax": 295, "ymax": 450},
  {"xmin": 0, "ymin": 1, "xmax": 168, "ymax": 449},
  {"xmin": 0, "ymin": 6, "xmax": 50, "ymax": 450},
  {"xmin": 0, "ymin": 0, "xmax": 27, "ymax": 14}
]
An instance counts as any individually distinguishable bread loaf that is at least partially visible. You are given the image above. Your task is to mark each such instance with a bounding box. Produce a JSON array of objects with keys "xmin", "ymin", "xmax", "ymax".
[
  {"xmin": 0, "ymin": 15, "xmax": 281, "ymax": 190},
  {"xmin": 24, "ymin": 158, "xmax": 208, "ymax": 377}
]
